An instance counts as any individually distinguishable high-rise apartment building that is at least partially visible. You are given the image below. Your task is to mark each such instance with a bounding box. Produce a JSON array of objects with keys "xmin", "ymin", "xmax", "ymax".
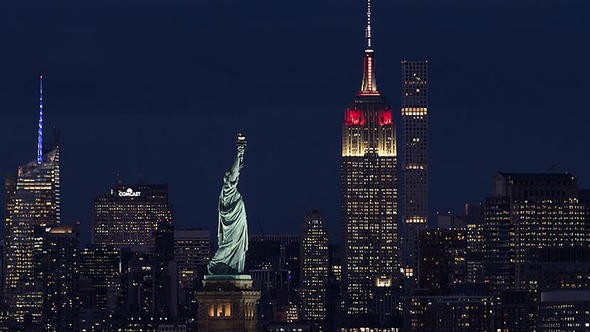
[
  {"xmin": 92, "ymin": 184, "xmax": 173, "ymax": 253},
  {"xmin": 341, "ymin": 0, "xmax": 398, "ymax": 325},
  {"xmin": 400, "ymin": 60, "xmax": 429, "ymax": 283},
  {"xmin": 300, "ymin": 210, "xmax": 329, "ymax": 329},
  {"xmin": 3, "ymin": 76, "xmax": 61, "ymax": 325}
]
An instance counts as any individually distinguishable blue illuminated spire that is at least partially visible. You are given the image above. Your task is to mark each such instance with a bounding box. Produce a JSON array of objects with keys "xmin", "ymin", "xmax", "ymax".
[{"xmin": 37, "ymin": 75, "xmax": 43, "ymax": 164}]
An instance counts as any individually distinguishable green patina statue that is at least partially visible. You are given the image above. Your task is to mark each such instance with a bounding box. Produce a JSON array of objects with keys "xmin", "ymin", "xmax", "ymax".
[{"xmin": 208, "ymin": 133, "xmax": 249, "ymax": 275}]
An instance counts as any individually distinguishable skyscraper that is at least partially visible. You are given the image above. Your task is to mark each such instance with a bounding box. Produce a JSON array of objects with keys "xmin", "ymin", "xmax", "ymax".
[
  {"xmin": 3, "ymin": 75, "xmax": 61, "ymax": 325},
  {"xmin": 400, "ymin": 60, "xmax": 429, "ymax": 283},
  {"xmin": 92, "ymin": 184, "xmax": 173, "ymax": 253},
  {"xmin": 341, "ymin": 0, "xmax": 398, "ymax": 325},
  {"xmin": 300, "ymin": 210, "xmax": 329, "ymax": 329}
]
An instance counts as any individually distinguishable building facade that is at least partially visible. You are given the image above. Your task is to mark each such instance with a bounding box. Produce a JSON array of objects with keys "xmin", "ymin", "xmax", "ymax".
[
  {"xmin": 482, "ymin": 173, "xmax": 587, "ymax": 293},
  {"xmin": 41, "ymin": 225, "xmax": 80, "ymax": 332},
  {"xmin": 92, "ymin": 184, "xmax": 173, "ymax": 253},
  {"xmin": 246, "ymin": 234, "xmax": 299, "ymax": 326},
  {"xmin": 174, "ymin": 229, "xmax": 210, "ymax": 318},
  {"xmin": 400, "ymin": 60, "xmax": 429, "ymax": 284},
  {"xmin": 79, "ymin": 244, "xmax": 121, "ymax": 330},
  {"xmin": 538, "ymin": 290, "xmax": 590, "ymax": 331},
  {"xmin": 418, "ymin": 229, "xmax": 467, "ymax": 294},
  {"xmin": 300, "ymin": 210, "xmax": 329, "ymax": 329},
  {"xmin": 403, "ymin": 292, "xmax": 494, "ymax": 332},
  {"xmin": 174, "ymin": 229, "xmax": 210, "ymax": 291},
  {"xmin": 341, "ymin": 0, "xmax": 398, "ymax": 326}
]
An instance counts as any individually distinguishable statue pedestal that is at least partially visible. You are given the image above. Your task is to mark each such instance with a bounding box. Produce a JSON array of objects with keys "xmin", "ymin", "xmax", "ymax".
[{"xmin": 196, "ymin": 275, "xmax": 261, "ymax": 332}]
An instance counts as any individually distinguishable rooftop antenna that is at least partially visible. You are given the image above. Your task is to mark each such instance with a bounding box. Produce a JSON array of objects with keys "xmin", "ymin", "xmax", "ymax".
[
  {"xmin": 366, "ymin": 0, "xmax": 372, "ymax": 49},
  {"xmin": 359, "ymin": 0, "xmax": 379, "ymax": 95},
  {"xmin": 37, "ymin": 74, "xmax": 44, "ymax": 164}
]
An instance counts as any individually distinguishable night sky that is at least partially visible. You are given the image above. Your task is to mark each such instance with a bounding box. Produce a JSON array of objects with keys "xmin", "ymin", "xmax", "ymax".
[{"xmin": 1, "ymin": 0, "xmax": 589, "ymax": 244}]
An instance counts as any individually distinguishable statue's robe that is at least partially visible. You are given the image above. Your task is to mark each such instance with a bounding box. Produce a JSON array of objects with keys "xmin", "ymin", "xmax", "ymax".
[{"xmin": 207, "ymin": 171, "xmax": 248, "ymax": 275}]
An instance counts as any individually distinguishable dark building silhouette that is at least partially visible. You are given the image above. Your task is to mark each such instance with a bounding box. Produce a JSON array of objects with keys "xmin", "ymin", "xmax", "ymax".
[
  {"xmin": 246, "ymin": 235, "xmax": 299, "ymax": 326},
  {"xmin": 403, "ymin": 285, "xmax": 494, "ymax": 332},
  {"xmin": 116, "ymin": 250, "xmax": 172, "ymax": 330},
  {"xmin": 327, "ymin": 244, "xmax": 343, "ymax": 331},
  {"xmin": 538, "ymin": 290, "xmax": 590, "ymax": 331},
  {"xmin": 495, "ymin": 290, "xmax": 531, "ymax": 332},
  {"xmin": 173, "ymin": 229, "xmax": 210, "ymax": 319},
  {"xmin": 418, "ymin": 229, "xmax": 467, "ymax": 294},
  {"xmin": 464, "ymin": 203, "xmax": 485, "ymax": 284},
  {"xmin": 78, "ymin": 244, "xmax": 120, "ymax": 331},
  {"xmin": 40, "ymin": 224, "xmax": 80, "ymax": 331},
  {"xmin": 153, "ymin": 220, "xmax": 177, "ymax": 320}
]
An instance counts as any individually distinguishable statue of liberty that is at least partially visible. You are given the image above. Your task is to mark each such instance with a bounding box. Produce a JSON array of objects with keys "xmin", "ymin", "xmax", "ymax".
[{"xmin": 208, "ymin": 133, "xmax": 249, "ymax": 275}]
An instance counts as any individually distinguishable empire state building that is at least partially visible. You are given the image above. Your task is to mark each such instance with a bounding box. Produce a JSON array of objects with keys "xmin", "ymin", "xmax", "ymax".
[{"xmin": 341, "ymin": 0, "xmax": 398, "ymax": 325}]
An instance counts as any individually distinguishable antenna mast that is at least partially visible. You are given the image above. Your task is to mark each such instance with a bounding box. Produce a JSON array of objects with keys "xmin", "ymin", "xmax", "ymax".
[
  {"xmin": 37, "ymin": 75, "xmax": 44, "ymax": 164},
  {"xmin": 366, "ymin": 0, "xmax": 372, "ymax": 49}
]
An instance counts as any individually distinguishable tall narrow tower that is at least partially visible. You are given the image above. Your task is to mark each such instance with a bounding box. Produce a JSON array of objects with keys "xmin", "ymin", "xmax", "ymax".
[
  {"xmin": 4, "ymin": 75, "xmax": 61, "ymax": 325},
  {"xmin": 341, "ymin": 0, "xmax": 398, "ymax": 325},
  {"xmin": 400, "ymin": 60, "xmax": 429, "ymax": 283}
]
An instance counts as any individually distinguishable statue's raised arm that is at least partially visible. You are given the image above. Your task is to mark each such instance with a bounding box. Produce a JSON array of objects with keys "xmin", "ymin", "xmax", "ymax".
[{"xmin": 208, "ymin": 133, "xmax": 249, "ymax": 275}]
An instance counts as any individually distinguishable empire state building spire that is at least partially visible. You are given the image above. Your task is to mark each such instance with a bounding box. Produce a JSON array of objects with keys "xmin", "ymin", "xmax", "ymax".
[
  {"xmin": 359, "ymin": 0, "xmax": 379, "ymax": 96},
  {"xmin": 365, "ymin": 0, "xmax": 373, "ymax": 49},
  {"xmin": 37, "ymin": 74, "xmax": 44, "ymax": 164}
]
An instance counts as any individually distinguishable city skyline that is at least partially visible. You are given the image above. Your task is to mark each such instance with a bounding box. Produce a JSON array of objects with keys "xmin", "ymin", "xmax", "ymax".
[
  {"xmin": 1, "ymin": 0, "xmax": 590, "ymax": 244},
  {"xmin": 1, "ymin": 0, "xmax": 590, "ymax": 330}
]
